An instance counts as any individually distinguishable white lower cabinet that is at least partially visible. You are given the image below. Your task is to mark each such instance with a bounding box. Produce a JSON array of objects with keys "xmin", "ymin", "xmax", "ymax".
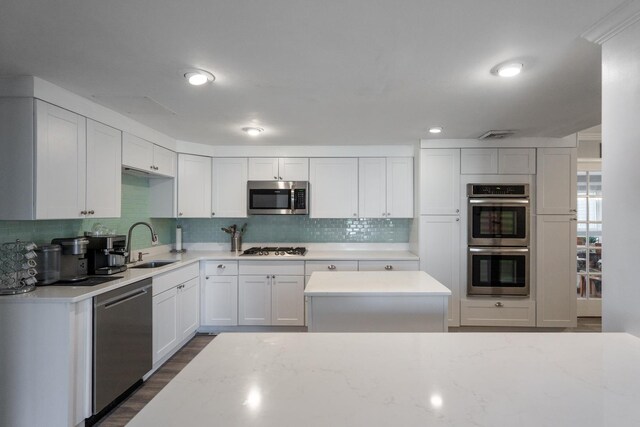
[
  {"xmin": 358, "ymin": 260, "xmax": 419, "ymax": 271},
  {"xmin": 238, "ymin": 261, "xmax": 305, "ymax": 326},
  {"xmin": 419, "ymin": 215, "xmax": 461, "ymax": 327},
  {"xmin": 153, "ymin": 287, "xmax": 179, "ymax": 363},
  {"xmin": 536, "ymin": 215, "xmax": 577, "ymax": 327},
  {"xmin": 461, "ymin": 298, "xmax": 535, "ymax": 326},
  {"xmin": 152, "ymin": 265, "xmax": 200, "ymax": 365},
  {"xmin": 202, "ymin": 261, "xmax": 239, "ymax": 326}
]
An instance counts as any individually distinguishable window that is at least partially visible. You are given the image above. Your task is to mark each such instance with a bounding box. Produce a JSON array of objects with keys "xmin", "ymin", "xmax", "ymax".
[{"xmin": 576, "ymin": 171, "xmax": 602, "ymax": 300}]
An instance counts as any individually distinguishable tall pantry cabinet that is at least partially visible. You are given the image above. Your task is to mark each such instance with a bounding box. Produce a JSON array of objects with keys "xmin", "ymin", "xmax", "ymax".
[
  {"xmin": 536, "ymin": 147, "xmax": 577, "ymax": 327},
  {"xmin": 419, "ymin": 149, "xmax": 461, "ymax": 326}
]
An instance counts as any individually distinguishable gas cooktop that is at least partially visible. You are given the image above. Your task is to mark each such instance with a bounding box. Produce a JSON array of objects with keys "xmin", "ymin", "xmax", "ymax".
[{"xmin": 241, "ymin": 247, "xmax": 307, "ymax": 256}]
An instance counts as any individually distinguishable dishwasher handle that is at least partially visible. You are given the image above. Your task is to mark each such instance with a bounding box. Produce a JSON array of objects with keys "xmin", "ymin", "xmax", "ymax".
[
  {"xmin": 94, "ymin": 277, "xmax": 152, "ymax": 307},
  {"xmin": 102, "ymin": 287, "xmax": 150, "ymax": 310}
]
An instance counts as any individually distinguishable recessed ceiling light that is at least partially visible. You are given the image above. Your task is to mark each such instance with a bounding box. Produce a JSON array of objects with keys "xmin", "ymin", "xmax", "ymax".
[
  {"xmin": 183, "ymin": 69, "xmax": 215, "ymax": 86},
  {"xmin": 242, "ymin": 127, "xmax": 264, "ymax": 136},
  {"xmin": 429, "ymin": 127, "xmax": 443, "ymax": 134},
  {"xmin": 496, "ymin": 63, "xmax": 523, "ymax": 77}
]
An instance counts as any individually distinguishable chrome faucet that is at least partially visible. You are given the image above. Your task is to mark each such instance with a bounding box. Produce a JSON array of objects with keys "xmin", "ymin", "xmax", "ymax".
[{"xmin": 125, "ymin": 222, "xmax": 159, "ymax": 263}]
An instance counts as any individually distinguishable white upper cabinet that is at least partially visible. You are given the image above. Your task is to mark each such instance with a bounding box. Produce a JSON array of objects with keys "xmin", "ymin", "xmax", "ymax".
[
  {"xmin": 212, "ymin": 158, "xmax": 248, "ymax": 218},
  {"xmin": 86, "ymin": 120, "xmax": 121, "ymax": 218},
  {"xmin": 0, "ymin": 99, "xmax": 123, "ymax": 219},
  {"xmin": 122, "ymin": 133, "xmax": 176, "ymax": 177},
  {"xmin": 309, "ymin": 158, "xmax": 358, "ymax": 218},
  {"xmin": 35, "ymin": 101, "xmax": 87, "ymax": 219},
  {"xmin": 461, "ymin": 149, "xmax": 498, "ymax": 174},
  {"xmin": 248, "ymin": 158, "xmax": 279, "ymax": 180},
  {"xmin": 152, "ymin": 145, "xmax": 177, "ymax": 177},
  {"xmin": 177, "ymin": 154, "xmax": 212, "ymax": 218},
  {"xmin": 358, "ymin": 158, "xmax": 386, "ymax": 218},
  {"xmin": 536, "ymin": 147, "xmax": 577, "ymax": 214},
  {"xmin": 420, "ymin": 149, "xmax": 460, "ymax": 215},
  {"xmin": 460, "ymin": 148, "xmax": 535, "ymax": 175},
  {"xmin": 386, "ymin": 157, "xmax": 414, "ymax": 218},
  {"xmin": 359, "ymin": 157, "xmax": 413, "ymax": 218},
  {"xmin": 248, "ymin": 157, "xmax": 309, "ymax": 181},
  {"xmin": 279, "ymin": 158, "xmax": 309, "ymax": 181},
  {"xmin": 498, "ymin": 148, "xmax": 536, "ymax": 174}
]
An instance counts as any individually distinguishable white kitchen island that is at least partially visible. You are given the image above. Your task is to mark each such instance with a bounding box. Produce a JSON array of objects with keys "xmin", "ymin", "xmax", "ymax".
[
  {"xmin": 305, "ymin": 271, "xmax": 451, "ymax": 332},
  {"xmin": 128, "ymin": 332, "xmax": 640, "ymax": 427}
]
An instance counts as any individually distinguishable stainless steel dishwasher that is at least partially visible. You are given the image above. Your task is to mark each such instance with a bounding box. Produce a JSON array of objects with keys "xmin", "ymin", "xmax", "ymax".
[{"xmin": 92, "ymin": 277, "xmax": 152, "ymax": 418}]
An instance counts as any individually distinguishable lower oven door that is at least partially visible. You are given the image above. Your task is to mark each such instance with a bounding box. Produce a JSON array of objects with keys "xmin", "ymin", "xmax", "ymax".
[{"xmin": 467, "ymin": 247, "xmax": 530, "ymax": 296}]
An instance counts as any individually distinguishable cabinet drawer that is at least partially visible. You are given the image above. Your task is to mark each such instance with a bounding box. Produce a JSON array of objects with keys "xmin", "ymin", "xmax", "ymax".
[
  {"xmin": 358, "ymin": 260, "xmax": 419, "ymax": 271},
  {"xmin": 204, "ymin": 261, "xmax": 238, "ymax": 276},
  {"xmin": 239, "ymin": 260, "xmax": 304, "ymax": 275},
  {"xmin": 305, "ymin": 260, "xmax": 358, "ymax": 275},
  {"xmin": 153, "ymin": 262, "xmax": 200, "ymax": 296},
  {"xmin": 461, "ymin": 299, "xmax": 536, "ymax": 327}
]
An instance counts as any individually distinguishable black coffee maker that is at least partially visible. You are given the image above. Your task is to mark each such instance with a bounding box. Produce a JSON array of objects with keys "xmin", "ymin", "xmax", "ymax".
[{"xmin": 86, "ymin": 235, "xmax": 128, "ymax": 275}]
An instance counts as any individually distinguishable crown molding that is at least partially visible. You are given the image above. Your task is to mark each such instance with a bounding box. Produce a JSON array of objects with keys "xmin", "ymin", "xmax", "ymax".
[{"xmin": 582, "ymin": 0, "xmax": 640, "ymax": 44}]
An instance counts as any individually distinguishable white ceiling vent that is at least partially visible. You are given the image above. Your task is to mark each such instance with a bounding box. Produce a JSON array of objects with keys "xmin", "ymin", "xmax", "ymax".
[{"xmin": 478, "ymin": 130, "xmax": 516, "ymax": 140}]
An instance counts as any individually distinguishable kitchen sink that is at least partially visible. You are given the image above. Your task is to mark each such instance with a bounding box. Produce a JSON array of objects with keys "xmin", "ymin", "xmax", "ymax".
[{"xmin": 131, "ymin": 260, "xmax": 177, "ymax": 269}]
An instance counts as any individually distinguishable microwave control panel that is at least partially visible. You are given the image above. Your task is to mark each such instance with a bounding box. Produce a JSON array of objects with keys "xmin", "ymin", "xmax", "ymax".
[{"xmin": 294, "ymin": 189, "xmax": 307, "ymax": 209}]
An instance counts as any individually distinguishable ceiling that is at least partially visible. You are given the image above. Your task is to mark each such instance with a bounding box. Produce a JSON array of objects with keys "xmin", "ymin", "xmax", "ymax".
[{"xmin": 0, "ymin": 0, "xmax": 626, "ymax": 146}]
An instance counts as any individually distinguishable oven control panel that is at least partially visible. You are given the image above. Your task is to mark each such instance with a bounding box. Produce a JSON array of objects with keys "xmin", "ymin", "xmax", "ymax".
[{"xmin": 467, "ymin": 184, "xmax": 528, "ymax": 197}]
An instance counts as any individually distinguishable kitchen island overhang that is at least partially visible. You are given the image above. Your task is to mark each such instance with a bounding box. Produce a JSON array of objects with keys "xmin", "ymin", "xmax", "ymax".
[{"xmin": 304, "ymin": 270, "xmax": 451, "ymax": 332}]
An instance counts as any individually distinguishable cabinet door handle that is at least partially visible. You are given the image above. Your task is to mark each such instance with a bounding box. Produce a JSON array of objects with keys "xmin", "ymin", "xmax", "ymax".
[
  {"xmin": 205, "ymin": 276, "xmax": 209, "ymax": 280},
  {"xmin": 384, "ymin": 265, "xmax": 393, "ymax": 270},
  {"xmin": 150, "ymin": 165, "xmax": 154, "ymax": 170},
  {"xmin": 88, "ymin": 210, "xmax": 95, "ymax": 215},
  {"xmin": 387, "ymin": 212, "xmax": 391, "ymax": 216},
  {"xmin": 382, "ymin": 213, "xmax": 386, "ymax": 217},
  {"xmin": 274, "ymin": 176, "xmax": 278, "ymax": 179},
  {"xmin": 456, "ymin": 209, "xmax": 460, "ymax": 213},
  {"xmin": 495, "ymin": 302, "xmax": 503, "ymax": 307},
  {"xmin": 279, "ymin": 176, "xmax": 282, "ymax": 180},
  {"xmin": 570, "ymin": 218, "xmax": 577, "ymax": 221},
  {"xmin": 80, "ymin": 210, "xmax": 87, "ymax": 215},
  {"xmin": 328, "ymin": 265, "xmax": 336, "ymax": 270},
  {"xmin": 272, "ymin": 275, "xmax": 275, "ymax": 279},
  {"xmin": 178, "ymin": 212, "xmax": 183, "ymax": 216},
  {"xmin": 353, "ymin": 213, "xmax": 357, "ymax": 217},
  {"xmin": 212, "ymin": 212, "xmax": 216, "ymax": 216},
  {"xmin": 456, "ymin": 218, "xmax": 460, "ymax": 222}
]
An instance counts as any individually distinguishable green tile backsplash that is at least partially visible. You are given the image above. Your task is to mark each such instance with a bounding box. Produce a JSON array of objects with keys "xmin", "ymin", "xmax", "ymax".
[
  {"xmin": 178, "ymin": 216, "xmax": 411, "ymax": 243},
  {"xmin": 0, "ymin": 174, "xmax": 411, "ymax": 247}
]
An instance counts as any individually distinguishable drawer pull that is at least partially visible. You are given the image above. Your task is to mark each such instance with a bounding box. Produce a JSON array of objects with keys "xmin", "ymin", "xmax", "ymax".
[
  {"xmin": 217, "ymin": 264, "xmax": 225, "ymax": 269},
  {"xmin": 495, "ymin": 302, "xmax": 504, "ymax": 307},
  {"xmin": 328, "ymin": 265, "xmax": 337, "ymax": 270},
  {"xmin": 384, "ymin": 265, "xmax": 393, "ymax": 270}
]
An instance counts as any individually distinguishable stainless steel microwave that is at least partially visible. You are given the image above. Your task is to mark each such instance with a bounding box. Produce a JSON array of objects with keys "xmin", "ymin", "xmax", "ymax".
[{"xmin": 247, "ymin": 181, "xmax": 309, "ymax": 215}]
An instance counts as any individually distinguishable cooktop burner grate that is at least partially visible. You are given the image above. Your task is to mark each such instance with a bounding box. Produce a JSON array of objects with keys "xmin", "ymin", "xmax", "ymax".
[{"xmin": 242, "ymin": 247, "xmax": 307, "ymax": 256}]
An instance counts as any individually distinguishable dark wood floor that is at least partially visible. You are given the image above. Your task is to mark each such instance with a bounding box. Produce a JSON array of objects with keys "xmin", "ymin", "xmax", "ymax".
[{"xmin": 96, "ymin": 317, "xmax": 602, "ymax": 426}]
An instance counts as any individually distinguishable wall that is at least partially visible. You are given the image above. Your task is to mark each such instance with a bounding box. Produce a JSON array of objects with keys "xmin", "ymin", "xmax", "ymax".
[
  {"xmin": 0, "ymin": 174, "xmax": 175, "ymax": 253},
  {"xmin": 601, "ymin": 18, "xmax": 640, "ymax": 336}
]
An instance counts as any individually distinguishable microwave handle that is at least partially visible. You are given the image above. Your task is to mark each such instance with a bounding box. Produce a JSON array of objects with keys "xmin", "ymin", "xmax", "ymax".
[
  {"xmin": 290, "ymin": 190, "xmax": 295, "ymax": 214},
  {"xmin": 469, "ymin": 247, "xmax": 529, "ymax": 253}
]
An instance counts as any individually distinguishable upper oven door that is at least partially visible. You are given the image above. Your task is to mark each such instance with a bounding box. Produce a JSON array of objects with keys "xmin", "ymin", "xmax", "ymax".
[{"xmin": 468, "ymin": 199, "xmax": 529, "ymax": 246}]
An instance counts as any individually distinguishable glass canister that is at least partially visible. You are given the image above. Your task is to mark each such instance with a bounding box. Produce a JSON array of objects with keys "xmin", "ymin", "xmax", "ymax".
[{"xmin": 35, "ymin": 244, "xmax": 61, "ymax": 285}]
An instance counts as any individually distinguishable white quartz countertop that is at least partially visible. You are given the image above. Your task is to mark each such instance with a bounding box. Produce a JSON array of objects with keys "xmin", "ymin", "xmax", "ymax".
[
  {"xmin": 0, "ymin": 249, "xmax": 418, "ymax": 303},
  {"xmin": 305, "ymin": 271, "xmax": 451, "ymax": 296},
  {"xmin": 128, "ymin": 332, "xmax": 640, "ymax": 427}
]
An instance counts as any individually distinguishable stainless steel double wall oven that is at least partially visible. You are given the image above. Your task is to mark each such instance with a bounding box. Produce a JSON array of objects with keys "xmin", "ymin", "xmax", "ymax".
[{"xmin": 467, "ymin": 184, "xmax": 530, "ymax": 296}]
